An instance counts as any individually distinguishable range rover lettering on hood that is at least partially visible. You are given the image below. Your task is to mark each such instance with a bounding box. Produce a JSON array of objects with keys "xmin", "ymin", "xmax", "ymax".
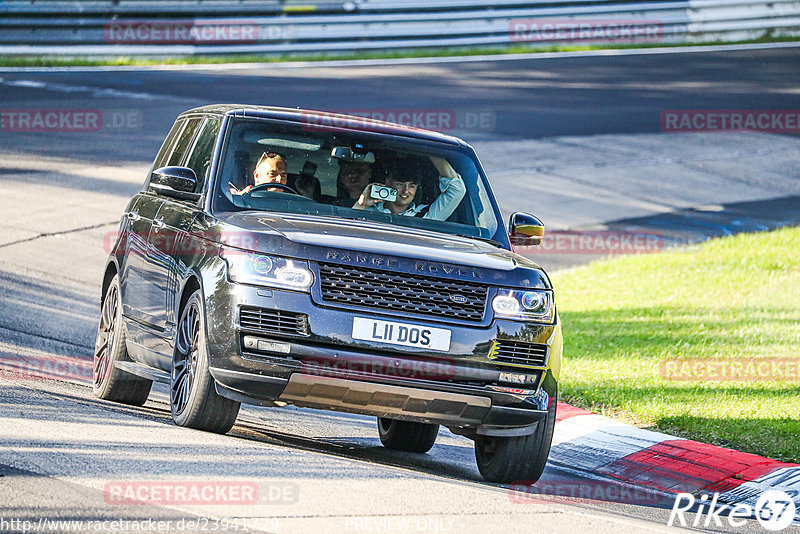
[{"xmin": 325, "ymin": 251, "xmax": 482, "ymax": 279}]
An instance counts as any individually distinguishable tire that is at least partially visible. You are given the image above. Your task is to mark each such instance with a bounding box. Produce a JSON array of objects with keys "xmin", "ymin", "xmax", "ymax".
[
  {"xmin": 170, "ymin": 289, "xmax": 240, "ymax": 434},
  {"xmin": 93, "ymin": 274, "xmax": 152, "ymax": 406},
  {"xmin": 474, "ymin": 390, "xmax": 557, "ymax": 483},
  {"xmin": 377, "ymin": 417, "xmax": 439, "ymax": 453}
]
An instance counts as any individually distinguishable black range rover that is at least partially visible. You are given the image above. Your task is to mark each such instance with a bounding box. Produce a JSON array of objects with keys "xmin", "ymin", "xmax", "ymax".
[{"xmin": 94, "ymin": 105, "xmax": 562, "ymax": 483}]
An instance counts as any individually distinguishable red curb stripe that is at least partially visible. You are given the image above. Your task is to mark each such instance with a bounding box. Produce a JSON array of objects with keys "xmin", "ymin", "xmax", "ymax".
[
  {"xmin": 597, "ymin": 439, "xmax": 797, "ymax": 494},
  {"xmin": 555, "ymin": 402, "xmax": 593, "ymax": 422}
]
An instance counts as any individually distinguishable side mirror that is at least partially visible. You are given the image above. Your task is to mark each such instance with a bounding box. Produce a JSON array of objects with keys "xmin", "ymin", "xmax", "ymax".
[
  {"xmin": 509, "ymin": 212, "xmax": 545, "ymax": 246},
  {"xmin": 150, "ymin": 166, "xmax": 200, "ymax": 201}
]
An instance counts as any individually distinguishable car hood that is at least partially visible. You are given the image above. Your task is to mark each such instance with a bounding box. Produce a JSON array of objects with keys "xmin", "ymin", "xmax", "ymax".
[{"xmin": 212, "ymin": 212, "xmax": 549, "ymax": 287}]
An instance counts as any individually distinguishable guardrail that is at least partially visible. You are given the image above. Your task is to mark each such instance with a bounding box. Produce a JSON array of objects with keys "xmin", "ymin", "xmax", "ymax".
[{"xmin": 0, "ymin": 0, "xmax": 797, "ymax": 56}]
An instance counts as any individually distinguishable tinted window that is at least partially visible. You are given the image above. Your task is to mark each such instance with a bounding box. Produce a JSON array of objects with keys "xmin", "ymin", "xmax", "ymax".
[
  {"xmin": 212, "ymin": 118, "xmax": 502, "ymax": 242},
  {"xmin": 167, "ymin": 117, "xmax": 203, "ymax": 167},
  {"xmin": 151, "ymin": 119, "xmax": 185, "ymax": 171},
  {"xmin": 185, "ymin": 118, "xmax": 221, "ymax": 193}
]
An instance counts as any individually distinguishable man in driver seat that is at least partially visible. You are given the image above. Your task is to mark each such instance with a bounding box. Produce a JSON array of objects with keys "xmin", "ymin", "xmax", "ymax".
[{"xmin": 230, "ymin": 152, "xmax": 287, "ymax": 195}]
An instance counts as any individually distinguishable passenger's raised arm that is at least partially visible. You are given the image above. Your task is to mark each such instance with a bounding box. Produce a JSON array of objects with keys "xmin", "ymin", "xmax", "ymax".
[
  {"xmin": 429, "ymin": 156, "xmax": 459, "ymax": 179},
  {"xmin": 424, "ymin": 156, "xmax": 466, "ymax": 221}
]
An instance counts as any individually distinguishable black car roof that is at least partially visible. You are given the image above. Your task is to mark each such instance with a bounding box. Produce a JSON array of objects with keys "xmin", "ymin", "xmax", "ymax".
[{"xmin": 180, "ymin": 104, "xmax": 468, "ymax": 146}]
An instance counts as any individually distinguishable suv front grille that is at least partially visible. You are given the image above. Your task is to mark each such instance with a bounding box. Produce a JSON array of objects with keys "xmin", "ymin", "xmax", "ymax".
[
  {"xmin": 239, "ymin": 307, "xmax": 309, "ymax": 337},
  {"xmin": 489, "ymin": 340, "xmax": 548, "ymax": 367},
  {"xmin": 318, "ymin": 262, "xmax": 487, "ymax": 322}
]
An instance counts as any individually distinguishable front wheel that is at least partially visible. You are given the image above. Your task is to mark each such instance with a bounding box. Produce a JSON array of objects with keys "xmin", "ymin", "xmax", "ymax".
[
  {"xmin": 377, "ymin": 418, "xmax": 439, "ymax": 453},
  {"xmin": 170, "ymin": 289, "xmax": 240, "ymax": 434},
  {"xmin": 474, "ymin": 390, "xmax": 557, "ymax": 483},
  {"xmin": 93, "ymin": 274, "xmax": 152, "ymax": 405}
]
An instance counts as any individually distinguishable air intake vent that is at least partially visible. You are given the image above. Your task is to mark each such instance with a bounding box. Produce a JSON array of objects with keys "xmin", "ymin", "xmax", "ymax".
[
  {"xmin": 489, "ymin": 340, "xmax": 548, "ymax": 367},
  {"xmin": 239, "ymin": 307, "xmax": 309, "ymax": 337}
]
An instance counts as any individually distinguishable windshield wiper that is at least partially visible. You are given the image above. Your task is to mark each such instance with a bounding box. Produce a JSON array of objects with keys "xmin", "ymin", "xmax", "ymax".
[{"xmin": 456, "ymin": 234, "xmax": 504, "ymax": 248}]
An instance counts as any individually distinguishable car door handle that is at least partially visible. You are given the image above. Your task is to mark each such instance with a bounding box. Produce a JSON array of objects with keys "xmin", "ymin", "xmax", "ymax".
[
  {"xmin": 126, "ymin": 211, "xmax": 140, "ymax": 222},
  {"xmin": 152, "ymin": 218, "xmax": 166, "ymax": 231}
]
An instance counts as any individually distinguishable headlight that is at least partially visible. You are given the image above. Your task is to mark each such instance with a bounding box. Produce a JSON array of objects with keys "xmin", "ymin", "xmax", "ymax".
[
  {"xmin": 220, "ymin": 249, "xmax": 313, "ymax": 291},
  {"xmin": 492, "ymin": 289, "xmax": 554, "ymax": 323}
]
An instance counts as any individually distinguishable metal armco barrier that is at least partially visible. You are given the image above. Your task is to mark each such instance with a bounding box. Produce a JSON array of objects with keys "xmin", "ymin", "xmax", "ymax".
[{"xmin": 0, "ymin": 0, "xmax": 797, "ymax": 56}]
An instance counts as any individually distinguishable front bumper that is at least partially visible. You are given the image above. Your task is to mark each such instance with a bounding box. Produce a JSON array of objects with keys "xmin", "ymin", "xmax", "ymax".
[{"xmin": 203, "ymin": 279, "xmax": 560, "ymax": 434}]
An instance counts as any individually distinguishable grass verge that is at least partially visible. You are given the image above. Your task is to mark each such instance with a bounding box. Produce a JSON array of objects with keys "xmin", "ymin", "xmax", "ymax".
[
  {"xmin": 0, "ymin": 36, "xmax": 799, "ymax": 68},
  {"xmin": 553, "ymin": 226, "xmax": 800, "ymax": 463}
]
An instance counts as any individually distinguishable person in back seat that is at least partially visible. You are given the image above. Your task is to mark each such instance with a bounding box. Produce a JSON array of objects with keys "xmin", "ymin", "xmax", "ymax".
[
  {"xmin": 330, "ymin": 160, "xmax": 374, "ymax": 206},
  {"xmin": 289, "ymin": 161, "xmax": 321, "ymax": 200}
]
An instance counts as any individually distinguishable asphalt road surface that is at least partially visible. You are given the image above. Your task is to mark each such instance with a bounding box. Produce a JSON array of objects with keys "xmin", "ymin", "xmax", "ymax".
[{"xmin": 1, "ymin": 45, "xmax": 799, "ymax": 533}]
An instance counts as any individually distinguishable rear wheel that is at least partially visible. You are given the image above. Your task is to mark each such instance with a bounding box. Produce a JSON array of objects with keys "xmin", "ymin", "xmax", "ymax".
[
  {"xmin": 474, "ymin": 390, "xmax": 557, "ymax": 483},
  {"xmin": 92, "ymin": 274, "xmax": 152, "ymax": 405},
  {"xmin": 170, "ymin": 289, "xmax": 240, "ymax": 434},
  {"xmin": 377, "ymin": 417, "xmax": 439, "ymax": 453}
]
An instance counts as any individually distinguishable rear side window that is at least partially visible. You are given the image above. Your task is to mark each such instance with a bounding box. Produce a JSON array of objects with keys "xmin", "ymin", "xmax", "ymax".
[
  {"xmin": 185, "ymin": 118, "xmax": 221, "ymax": 193},
  {"xmin": 167, "ymin": 117, "xmax": 203, "ymax": 167}
]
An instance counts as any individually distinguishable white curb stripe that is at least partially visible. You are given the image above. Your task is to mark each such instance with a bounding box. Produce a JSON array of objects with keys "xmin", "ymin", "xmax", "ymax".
[
  {"xmin": 717, "ymin": 467, "xmax": 800, "ymax": 524},
  {"xmin": 552, "ymin": 414, "xmax": 682, "ymax": 472}
]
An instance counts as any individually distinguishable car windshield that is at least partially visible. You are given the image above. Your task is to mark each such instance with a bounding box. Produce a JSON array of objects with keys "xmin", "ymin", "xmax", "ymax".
[{"xmin": 211, "ymin": 117, "xmax": 501, "ymax": 241}]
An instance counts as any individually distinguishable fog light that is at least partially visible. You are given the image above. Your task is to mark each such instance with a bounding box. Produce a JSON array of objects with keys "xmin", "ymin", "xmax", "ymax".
[
  {"xmin": 499, "ymin": 372, "xmax": 527, "ymax": 384},
  {"xmin": 492, "ymin": 295, "xmax": 520, "ymax": 315},
  {"xmin": 276, "ymin": 261, "xmax": 313, "ymax": 288}
]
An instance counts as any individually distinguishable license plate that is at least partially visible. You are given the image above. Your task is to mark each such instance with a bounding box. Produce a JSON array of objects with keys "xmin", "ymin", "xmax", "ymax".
[{"xmin": 352, "ymin": 317, "xmax": 451, "ymax": 352}]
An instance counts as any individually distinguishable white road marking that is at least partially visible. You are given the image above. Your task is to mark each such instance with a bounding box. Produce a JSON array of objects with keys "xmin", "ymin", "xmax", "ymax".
[
  {"xmin": 0, "ymin": 78, "xmax": 158, "ymax": 100},
  {"xmin": 0, "ymin": 41, "xmax": 799, "ymax": 73}
]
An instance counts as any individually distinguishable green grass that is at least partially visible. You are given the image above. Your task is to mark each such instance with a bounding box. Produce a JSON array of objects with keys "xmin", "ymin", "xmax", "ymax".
[
  {"xmin": 553, "ymin": 226, "xmax": 800, "ymax": 463},
  {"xmin": 1, "ymin": 36, "xmax": 799, "ymax": 67}
]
